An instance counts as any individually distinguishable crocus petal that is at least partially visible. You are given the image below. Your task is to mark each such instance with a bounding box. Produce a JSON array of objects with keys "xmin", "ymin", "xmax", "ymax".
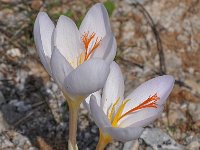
[
  {"xmin": 84, "ymin": 90, "xmax": 102, "ymax": 112},
  {"xmin": 54, "ymin": 15, "xmax": 82, "ymax": 65},
  {"xmin": 64, "ymin": 59, "xmax": 110, "ymax": 96},
  {"xmin": 50, "ymin": 48, "xmax": 73, "ymax": 90},
  {"xmin": 103, "ymin": 126, "xmax": 144, "ymax": 142},
  {"xmin": 79, "ymin": 3, "xmax": 111, "ymax": 38},
  {"xmin": 33, "ymin": 12, "xmax": 55, "ymax": 75},
  {"xmin": 101, "ymin": 62, "xmax": 124, "ymax": 114},
  {"xmin": 90, "ymin": 95, "xmax": 111, "ymax": 128},
  {"xmin": 118, "ymin": 107, "xmax": 163, "ymax": 128},
  {"xmin": 91, "ymin": 34, "xmax": 117, "ymax": 64},
  {"xmin": 124, "ymin": 75, "xmax": 174, "ymax": 112}
]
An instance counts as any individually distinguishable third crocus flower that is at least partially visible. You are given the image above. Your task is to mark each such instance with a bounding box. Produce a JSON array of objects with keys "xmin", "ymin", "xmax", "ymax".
[{"xmin": 85, "ymin": 62, "xmax": 174, "ymax": 149}]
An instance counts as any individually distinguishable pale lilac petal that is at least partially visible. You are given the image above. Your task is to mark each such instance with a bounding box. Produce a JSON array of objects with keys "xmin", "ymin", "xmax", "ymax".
[
  {"xmin": 64, "ymin": 59, "xmax": 110, "ymax": 96},
  {"xmin": 103, "ymin": 126, "xmax": 143, "ymax": 142},
  {"xmin": 118, "ymin": 107, "xmax": 163, "ymax": 128},
  {"xmin": 79, "ymin": 3, "xmax": 111, "ymax": 38},
  {"xmin": 54, "ymin": 15, "xmax": 82, "ymax": 65},
  {"xmin": 50, "ymin": 48, "xmax": 73, "ymax": 90},
  {"xmin": 33, "ymin": 12, "xmax": 55, "ymax": 75},
  {"xmin": 84, "ymin": 90, "xmax": 102, "ymax": 112},
  {"xmin": 101, "ymin": 62, "xmax": 124, "ymax": 114},
  {"xmin": 90, "ymin": 95, "xmax": 111, "ymax": 128},
  {"xmin": 124, "ymin": 75, "xmax": 174, "ymax": 112},
  {"xmin": 91, "ymin": 34, "xmax": 117, "ymax": 64}
]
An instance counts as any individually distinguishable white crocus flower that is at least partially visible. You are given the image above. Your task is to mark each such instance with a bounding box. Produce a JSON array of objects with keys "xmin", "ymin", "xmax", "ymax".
[
  {"xmin": 86, "ymin": 62, "xmax": 174, "ymax": 148},
  {"xmin": 33, "ymin": 3, "xmax": 116, "ymax": 99}
]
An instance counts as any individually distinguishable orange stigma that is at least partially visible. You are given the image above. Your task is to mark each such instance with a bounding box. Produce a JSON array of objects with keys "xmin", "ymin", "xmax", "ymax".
[
  {"xmin": 117, "ymin": 93, "xmax": 160, "ymax": 122},
  {"xmin": 81, "ymin": 31, "xmax": 102, "ymax": 61}
]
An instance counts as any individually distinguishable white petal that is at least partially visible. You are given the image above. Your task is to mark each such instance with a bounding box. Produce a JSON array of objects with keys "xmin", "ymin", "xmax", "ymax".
[
  {"xmin": 54, "ymin": 15, "xmax": 82, "ymax": 64},
  {"xmin": 101, "ymin": 62, "xmax": 125, "ymax": 114},
  {"xmin": 90, "ymin": 95, "xmax": 111, "ymax": 128},
  {"xmin": 64, "ymin": 59, "xmax": 110, "ymax": 96},
  {"xmin": 104, "ymin": 36, "xmax": 117, "ymax": 64},
  {"xmin": 124, "ymin": 75, "xmax": 174, "ymax": 112},
  {"xmin": 33, "ymin": 12, "xmax": 55, "ymax": 75},
  {"xmin": 103, "ymin": 126, "xmax": 143, "ymax": 142},
  {"xmin": 84, "ymin": 90, "xmax": 102, "ymax": 112},
  {"xmin": 79, "ymin": 3, "xmax": 111, "ymax": 38},
  {"xmin": 118, "ymin": 107, "xmax": 163, "ymax": 128},
  {"xmin": 50, "ymin": 48, "xmax": 73, "ymax": 90},
  {"xmin": 91, "ymin": 34, "xmax": 117, "ymax": 64}
]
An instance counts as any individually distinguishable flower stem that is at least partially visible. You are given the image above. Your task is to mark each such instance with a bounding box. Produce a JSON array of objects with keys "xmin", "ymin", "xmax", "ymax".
[
  {"xmin": 65, "ymin": 95, "xmax": 83, "ymax": 150},
  {"xmin": 96, "ymin": 131, "xmax": 112, "ymax": 150},
  {"xmin": 68, "ymin": 102, "xmax": 79, "ymax": 149}
]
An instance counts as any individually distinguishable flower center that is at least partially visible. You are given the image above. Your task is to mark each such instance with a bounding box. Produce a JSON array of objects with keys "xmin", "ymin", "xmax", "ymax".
[
  {"xmin": 81, "ymin": 31, "xmax": 102, "ymax": 62},
  {"xmin": 68, "ymin": 32, "xmax": 102, "ymax": 68},
  {"xmin": 107, "ymin": 93, "xmax": 160, "ymax": 127}
]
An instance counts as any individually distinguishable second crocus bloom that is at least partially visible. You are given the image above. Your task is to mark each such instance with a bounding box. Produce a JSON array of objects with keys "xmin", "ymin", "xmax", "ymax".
[
  {"xmin": 86, "ymin": 62, "xmax": 174, "ymax": 147},
  {"xmin": 33, "ymin": 3, "xmax": 116, "ymax": 100}
]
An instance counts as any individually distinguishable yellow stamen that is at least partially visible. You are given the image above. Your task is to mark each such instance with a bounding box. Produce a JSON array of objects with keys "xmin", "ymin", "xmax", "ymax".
[
  {"xmin": 79, "ymin": 52, "xmax": 83, "ymax": 65},
  {"xmin": 111, "ymin": 99, "xmax": 130, "ymax": 127},
  {"xmin": 108, "ymin": 97, "xmax": 120, "ymax": 121}
]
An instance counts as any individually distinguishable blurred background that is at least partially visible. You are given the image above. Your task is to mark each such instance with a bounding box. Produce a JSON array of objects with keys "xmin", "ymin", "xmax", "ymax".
[{"xmin": 0, "ymin": 0, "xmax": 199, "ymax": 149}]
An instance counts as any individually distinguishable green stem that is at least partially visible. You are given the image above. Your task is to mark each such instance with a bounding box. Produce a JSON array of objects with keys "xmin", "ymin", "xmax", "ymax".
[{"xmin": 96, "ymin": 131, "xmax": 112, "ymax": 150}]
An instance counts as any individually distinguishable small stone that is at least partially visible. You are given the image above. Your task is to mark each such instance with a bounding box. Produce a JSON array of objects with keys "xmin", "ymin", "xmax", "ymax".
[
  {"xmin": 186, "ymin": 140, "xmax": 200, "ymax": 150},
  {"xmin": 28, "ymin": 147, "xmax": 39, "ymax": 150},
  {"xmin": 0, "ymin": 131, "xmax": 37, "ymax": 149},
  {"xmin": 194, "ymin": 120, "xmax": 200, "ymax": 129},
  {"xmin": 0, "ymin": 112, "xmax": 10, "ymax": 131},
  {"xmin": 91, "ymin": 126, "xmax": 98, "ymax": 134},
  {"xmin": 31, "ymin": 0, "xmax": 43, "ymax": 10},
  {"xmin": 188, "ymin": 67, "xmax": 195, "ymax": 75},
  {"xmin": 6, "ymin": 48, "xmax": 21, "ymax": 58},
  {"xmin": 1, "ymin": 103, "xmax": 24, "ymax": 124},
  {"xmin": 0, "ymin": 92, "xmax": 6, "ymax": 106},
  {"xmin": 165, "ymin": 52, "xmax": 182, "ymax": 72},
  {"xmin": 176, "ymin": 34, "xmax": 189, "ymax": 44},
  {"xmin": 123, "ymin": 140, "xmax": 139, "ymax": 150},
  {"xmin": 51, "ymin": 83, "xmax": 58, "ymax": 92},
  {"xmin": 188, "ymin": 102, "xmax": 200, "ymax": 122},
  {"xmin": 0, "ymin": 136, "xmax": 14, "ymax": 148},
  {"xmin": 168, "ymin": 109, "xmax": 186, "ymax": 126},
  {"xmin": 9, "ymin": 100, "xmax": 31, "ymax": 112},
  {"xmin": 126, "ymin": 0, "xmax": 148, "ymax": 5},
  {"xmin": 185, "ymin": 79, "xmax": 200, "ymax": 95},
  {"xmin": 84, "ymin": 132, "xmax": 90, "ymax": 139},
  {"xmin": 140, "ymin": 128, "xmax": 184, "ymax": 150},
  {"xmin": 123, "ymin": 141, "xmax": 133, "ymax": 150}
]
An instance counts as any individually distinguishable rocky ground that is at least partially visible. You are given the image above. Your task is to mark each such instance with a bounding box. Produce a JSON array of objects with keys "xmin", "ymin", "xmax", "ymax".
[{"xmin": 0, "ymin": 0, "xmax": 200, "ymax": 150}]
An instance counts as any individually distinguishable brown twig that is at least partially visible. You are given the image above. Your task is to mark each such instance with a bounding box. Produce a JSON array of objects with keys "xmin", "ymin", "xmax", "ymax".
[
  {"xmin": 175, "ymin": 80, "xmax": 191, "ymax": 90},
  {"xmin": 13, "ymin": 102, "xmax": 45, "ymax": 128},
  {"xmin": 37, "ymin": 137, "xmax": 53, "ymax": 150},
  {"xmin": 131, "ymin": 2, "xmax": 166, "ymax": 75},
  {"xmin": 116, "ymin": 55, "xmax": 144, "ymax": 69}
]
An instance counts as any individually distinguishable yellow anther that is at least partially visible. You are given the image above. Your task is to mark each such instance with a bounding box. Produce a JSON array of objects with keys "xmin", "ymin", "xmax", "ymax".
[
  {"xmin": 111, "ymin": 99, "xmax": 130, "ymax": 127},
  {"xmin": 79, "ymin": 52, "xmax": 83, "ymax": 65},
  {"xmin": 108, "ymin": 97, "xmax": 120, "ymax": 121}
]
